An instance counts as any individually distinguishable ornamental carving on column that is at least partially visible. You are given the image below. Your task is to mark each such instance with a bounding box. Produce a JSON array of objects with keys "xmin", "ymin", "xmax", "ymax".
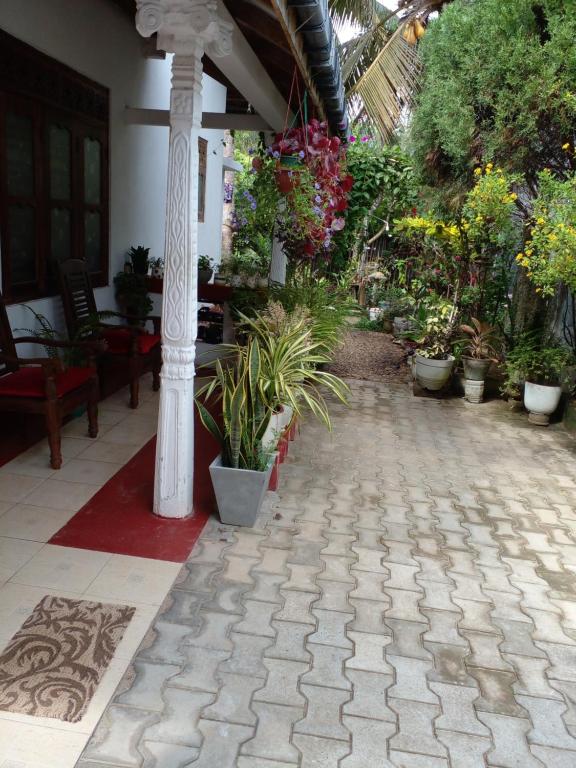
[{"xmin": 135, "ymin": 0, "xmax": 233, "ymax": 58}]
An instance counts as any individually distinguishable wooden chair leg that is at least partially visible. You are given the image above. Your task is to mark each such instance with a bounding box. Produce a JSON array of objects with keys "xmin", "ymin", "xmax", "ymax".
[
  {"xmin": 129, "ymin": 356, "xmax": 140, "ymax": 409},
  {"xmin": 45, "ymin": 401, "xmax": 63, "ymax": 470},
  {"xmin": 87, "ymin": 380, "xmax": 99, "ymax": 438}
]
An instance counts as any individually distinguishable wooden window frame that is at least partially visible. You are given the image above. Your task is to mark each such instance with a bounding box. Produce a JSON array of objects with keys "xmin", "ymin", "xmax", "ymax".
[
  {"xmin": 198, "ymin": 137, "xmax": 208, "ymax": 224},
  {"xmin": 0, "ymin": 28, "xmax": 109, "ymax": 304}
]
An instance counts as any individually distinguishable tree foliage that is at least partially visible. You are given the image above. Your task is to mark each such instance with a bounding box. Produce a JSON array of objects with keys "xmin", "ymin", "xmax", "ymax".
[
  {"xmin": 409, "ymin": 0, "xmax": 576, "ymax": 192},
  {"xmin": 331, "ymin": 140, "xmax": 416, "ymax": 270}
]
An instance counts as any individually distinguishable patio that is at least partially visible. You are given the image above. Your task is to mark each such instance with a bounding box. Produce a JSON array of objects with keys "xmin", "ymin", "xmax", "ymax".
[{"xmin": 53, "ymin": 375, "xmax": 576, "ymax": 768}]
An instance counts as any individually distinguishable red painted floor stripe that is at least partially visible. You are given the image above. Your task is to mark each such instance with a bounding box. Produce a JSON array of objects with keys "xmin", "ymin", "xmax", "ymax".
[{"xmin": 50, "ymin": 414, "xmax": 221, "ymax": 563}]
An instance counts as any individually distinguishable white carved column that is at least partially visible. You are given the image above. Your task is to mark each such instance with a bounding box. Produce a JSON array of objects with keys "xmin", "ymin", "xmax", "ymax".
[{"xmin": 136, "ymin": 1, "xmax": 232, "ymax": 518}]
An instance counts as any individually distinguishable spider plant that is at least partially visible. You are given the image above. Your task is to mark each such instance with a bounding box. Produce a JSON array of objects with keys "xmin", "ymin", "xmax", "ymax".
[
  {"xmin": 196, "ymin": 338, "xmax": 273, "ymax": 471},
  {"xmin": 237, "ymin": 308, "xmax": 350, "ymax": 428}
]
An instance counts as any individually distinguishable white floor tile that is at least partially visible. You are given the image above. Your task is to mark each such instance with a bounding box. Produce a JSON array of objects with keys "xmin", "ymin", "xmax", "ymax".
[
  {"xmin": 75, "ymin": 440, "xmax": 141, "ymax": 464},
  {"xmin": 55, "ymin": 459, "xmax": 123, "ymax": 486},
  {"xmin": 0, "ymin": 504, "xmax": 77, "ymax": 543},
  {"xmin": 0, "ymin": 473, "xmax": 45, "ymax": 504},
  {"xmin": 85, "ymin": 554, "xmax": 180, "ymax": 606},
  {"xmin": 0, "ymin": 582, "xmax": 82, "ymax": 651},
  {"xmin": 22, "ymin": 479, "xmax": 101, "ymax": 512},
  {"xmin": 0, "ymin": 720, "xmax": 87, "ymax": 767},
  {"xmin": 1, "ymin": 446, "xmax": 62, "ymax": 479},
  {"xmin": 0, "ymin": 538, "xmax": 43, "ymax": 585},
  {"xmin": 102, "ymin": 421, "xmax": 156, "ymax": 446},
  {"xmin": 0, "ymin": 501, "xmax": 13, "ymax": 517},
  {"xmin": 9, "ymin": 545, "xmax": 111, "ymax": 592},
  {"xmin": 61, "ymin": 418, "xmax": 112, "ymax": 439}
]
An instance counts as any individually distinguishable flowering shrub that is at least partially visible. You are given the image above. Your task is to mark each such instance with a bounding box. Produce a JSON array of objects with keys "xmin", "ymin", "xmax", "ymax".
[
  {"xmin": 515, "ymin": 168, "xmax": 576, "ymax": 296},
  {"xmin": 395, "ymin": 165, "xmax": 521, "ymax": 321}
]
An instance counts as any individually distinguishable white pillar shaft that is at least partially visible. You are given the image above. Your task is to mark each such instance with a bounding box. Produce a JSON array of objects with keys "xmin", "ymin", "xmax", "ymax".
[{"xmin": 154, "ymin": 49, "xmax": 203, "ymax": 518}]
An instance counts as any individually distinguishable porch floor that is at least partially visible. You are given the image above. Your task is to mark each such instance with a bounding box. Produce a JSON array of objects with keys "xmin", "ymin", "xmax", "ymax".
[{"xmin": 71, "ymin": 378, "xmax": 576, "ymax": 768}]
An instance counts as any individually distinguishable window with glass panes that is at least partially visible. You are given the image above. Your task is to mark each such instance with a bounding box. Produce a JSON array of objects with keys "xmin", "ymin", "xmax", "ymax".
[{"xmin": 0, "ymin": 29, "xmax": 109, "ymax": 302}]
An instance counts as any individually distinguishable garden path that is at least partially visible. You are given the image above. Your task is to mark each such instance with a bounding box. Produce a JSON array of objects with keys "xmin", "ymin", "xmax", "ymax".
[
  {"xmin": 327, "ymin": 329, "xmax": 408, "ymax": 383},
  {"xmin": 79, "ymin": 378, "xmax": 576, "ymax": 768}
]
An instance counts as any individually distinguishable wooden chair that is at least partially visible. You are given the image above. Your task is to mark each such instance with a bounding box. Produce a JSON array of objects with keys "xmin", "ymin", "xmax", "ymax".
[
  {"xmin": 58, "ymin": 259, "xmax": 161, "ymax": 409},
  {"xmin": 0, "ymin": 291, "xmax": 101, "ymax": 469}
]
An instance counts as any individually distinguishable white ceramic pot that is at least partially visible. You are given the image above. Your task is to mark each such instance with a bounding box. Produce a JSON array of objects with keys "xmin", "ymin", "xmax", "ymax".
[
  {"xmin": 414, "ymin": 354, "xmax": 455, "ymax": 391},
  {"xmin": 464, "ymin": 378, "xmax": 485, "ymax": 404},
  {"xmin": 524, "ymin": 381, "xmax": 562, "ymax": 425},
  {"xmin": 262, "ymin": 411, "xmax": 283, "ymax": 451},
  {"xmin": 245, "ymin": 275, "xmax": 258, "ymax": 289}
]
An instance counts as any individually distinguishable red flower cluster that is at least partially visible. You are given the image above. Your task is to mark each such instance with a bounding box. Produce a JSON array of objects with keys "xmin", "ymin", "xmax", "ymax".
[{"xmin": 269, "ymin": 119, "xmax": 354, "ymax": 258}]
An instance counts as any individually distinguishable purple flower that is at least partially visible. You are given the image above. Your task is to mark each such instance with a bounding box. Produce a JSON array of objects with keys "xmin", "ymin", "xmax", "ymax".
[
  {"xmin": 241, "ymin": 217, "xmax": 248, "ymax": 226},
  {"xmin": 314, "ymin": 195, "xmax": 322, "ymax": 204},
  {"xmin": 250, "ymin": 201, "xmax": 257, "ymax": 210},
  {"xmin": 361, "ymin": 136, "xmax": 370, "ymax": 142},
  {"xmin": 313, "ymin": 206, "xmax": 323, "ymax": 217},
  {"xmin": 298, "ymin": 150, "xmax": 305, "ymax": 159},
  {"xmin": 349, "ymin": 135, "xmax": 356, "ymax": 143},
  {"xmin": 314, "ymin": 183, "xmax": 321, "ymax": 190},
  {"xmin": 272, "ymin": 150, "xmax": 281, "ymax": 159},
  {"xmin": 248, "ymin": 148, "xmax": 255, "ymax": 155}
]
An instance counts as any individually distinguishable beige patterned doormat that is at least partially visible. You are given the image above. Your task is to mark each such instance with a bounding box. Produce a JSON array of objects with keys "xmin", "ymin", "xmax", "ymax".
[{"xmin": 0, "ymin": 595, "xmax": 135, "ymax": 723}]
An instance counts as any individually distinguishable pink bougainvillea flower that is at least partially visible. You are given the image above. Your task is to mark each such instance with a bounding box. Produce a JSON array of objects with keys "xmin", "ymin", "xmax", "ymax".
[{"xmin": 348, "ymin": 135, "xmax": 356, "ymax": 143}]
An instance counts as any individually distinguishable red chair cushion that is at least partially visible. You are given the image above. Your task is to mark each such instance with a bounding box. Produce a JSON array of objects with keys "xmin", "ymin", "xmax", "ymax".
[
  {"xmin": 0, "ymin": 366, "xmax": 94, "ymax": 399},
  {"xmin": 103, "ymin": 328, "xmax": 161, "ymax": 355}
]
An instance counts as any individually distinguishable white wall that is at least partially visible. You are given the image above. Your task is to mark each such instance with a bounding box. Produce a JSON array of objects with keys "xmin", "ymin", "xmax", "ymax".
[{"xmin": 0, "ymin": 0, "xmax": 226, "ymax": 337}]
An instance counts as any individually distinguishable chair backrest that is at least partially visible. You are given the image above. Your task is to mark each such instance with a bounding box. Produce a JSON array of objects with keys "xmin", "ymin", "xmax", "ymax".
[
  {"xmin": 58, "ymin": 259, "xmax": 99, "ymax": 339},
  {"xmin": 0, "ymin": 290, "xmax": 19, "ymax": 377}
]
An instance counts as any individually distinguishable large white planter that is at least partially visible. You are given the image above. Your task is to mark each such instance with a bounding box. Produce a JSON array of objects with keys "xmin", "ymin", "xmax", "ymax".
[
  {"xmin": 414, "ymin": 354, "xmax": 455, "ymax": 391},
  {"xmin": 524, "ymin": 381, "xmax": 562, "ymax": 426},
  {"xmin": 209, "ymin": 454, "xmax": 274, "ymax": 526},
  {"xmin": 262, "ymin": 405, "xmax": 293, "ymax": 452}
]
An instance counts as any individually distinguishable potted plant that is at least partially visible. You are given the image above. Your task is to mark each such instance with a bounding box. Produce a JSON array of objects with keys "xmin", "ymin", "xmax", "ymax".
[
  {"xmin": 506, "ymin": 343, "xmax": 574, "ymax": 425},
  {"xmin": 408, "ymin": 301, "xmax": 458, "ymax": 391},
  {"xmin": 150, "ymin": 257, "xmax": 164, "ymax": 279},
  {"xmin": 128, "ymin": 245, "xmax": 150, "ymax": 276},
  {"xmin": 113, "ymin": 271, "xmax": 153, "ymax": 323},
  {"xmin": 196, "ymin": 339, "xmax": 275, "ymax": 526},
  {"xmin": 458, "ymin": 318, "xmax": 500, "ymax": 403},
  {"xmin": 198, "ymin": 255, "xmax": 214, "ymax": 284}
]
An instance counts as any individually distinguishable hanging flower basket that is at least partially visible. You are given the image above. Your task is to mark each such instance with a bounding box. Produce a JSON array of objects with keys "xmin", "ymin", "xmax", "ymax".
[
  {"xmin": 275, "ymin": 166, "xmax": 302, "ymax": 194},
  {"xmin": 278, "ymin": 154, "xmax": 303, "ymax": 169}
]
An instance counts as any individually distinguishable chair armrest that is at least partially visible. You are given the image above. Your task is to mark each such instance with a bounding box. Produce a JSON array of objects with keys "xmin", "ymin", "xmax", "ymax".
[
  {"xmin": 108, "ymin": 311, "xmax": 161, "ymax": 334},
  {"xmin": 0, "ymin": 352, "xmax": 64, "ymax": 377},
  {"xmin": 14, "ymin": 336, "xmax": 106, "ymax": 353}
]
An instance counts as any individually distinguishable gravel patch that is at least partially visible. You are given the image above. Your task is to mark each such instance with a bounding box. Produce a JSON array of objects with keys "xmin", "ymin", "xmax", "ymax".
[{"xmin": 328, "ymin": 329, "xmax": 409, "ymax": 383}]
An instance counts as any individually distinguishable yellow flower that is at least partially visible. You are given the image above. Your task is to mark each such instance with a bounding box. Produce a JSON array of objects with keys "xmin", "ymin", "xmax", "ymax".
[
  {"xmin": 486, "ymin": 162, "xmax": 493, "ymax": 170},
  {"xmin": 516, "ymin": 253, "xmax": 524, "ymax": 261},
  {"xmin": 525, "ymin": 249, "xmax": 533, "ymax": 256},
  {"xmin": 509, "ymin": 193, "xmax": 517, "ymax": 201},
  {"xmin": 563, "ymin": 143, "xmax": 571, "ymax": 150},
  {"xmin": 521, "ymin": 259, "xmax": 530, "ymax": 267},
  {"xmin": 474, "ymin": 167, "xmax": 482, "ymax": 176},
  {"xmin": 535, "ymin": 288, "xmax": 542, "ymax": 293},
  {"xmin": 537, "ymin": 217, "xmax": 545, "ymax": 225}
]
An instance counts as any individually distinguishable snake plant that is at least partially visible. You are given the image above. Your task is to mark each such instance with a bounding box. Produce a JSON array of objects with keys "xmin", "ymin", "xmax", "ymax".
[{"xmin": 196, "ymin": 338, "xmax": 273, "ymax": 471}]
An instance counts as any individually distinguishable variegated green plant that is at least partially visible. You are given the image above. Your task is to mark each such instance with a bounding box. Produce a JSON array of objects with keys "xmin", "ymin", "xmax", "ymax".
[
  {"xmin": 236, "ymin": 309, "xmax": 350, "ymax": 429},
  {"xmin": 196, "ymin": 338, "xmax": 273, "ymax": 471}
]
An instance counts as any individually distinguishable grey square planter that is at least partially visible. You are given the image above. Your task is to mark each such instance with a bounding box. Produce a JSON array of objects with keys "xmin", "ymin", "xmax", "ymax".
[{"xmin": 209, "ymin": 454, "xmax": 274, "ymax": 527}]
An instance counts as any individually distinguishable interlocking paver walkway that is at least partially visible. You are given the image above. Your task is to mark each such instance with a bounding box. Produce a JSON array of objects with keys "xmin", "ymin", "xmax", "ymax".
[{"xmin": 79, "ymin": 379, "xmax": 576, "ymax": 767}]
